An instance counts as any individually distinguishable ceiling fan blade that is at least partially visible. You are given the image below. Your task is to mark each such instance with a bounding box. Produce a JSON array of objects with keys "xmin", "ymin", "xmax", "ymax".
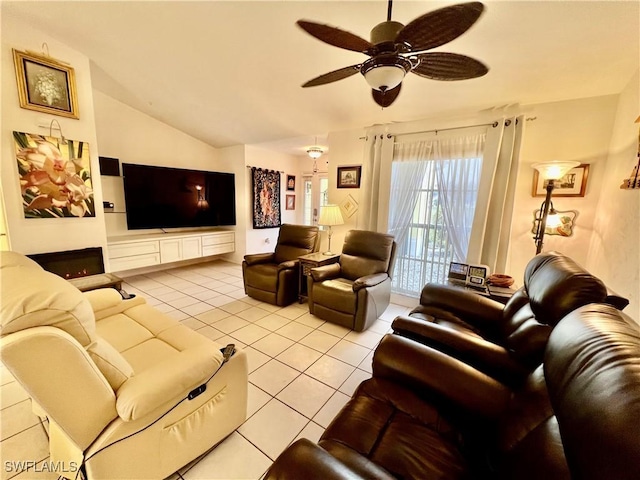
[
  {"xmin": 411, "ymin": 52, "xmax": 488, "ymax": 80},
  {"xmin": 396, "ymin": 2, "xmax": 484, "ymax": 52},
  {"xmin": 372, "ymin": 83, "xmax": 402, "ymax": 107},
  {"xmin": 302, "ymin": 64, "xmax": 362, "ymax": 88},
  {"xmin": 297, "ymin": 20, "xmax": 373, "ymax": 53}
]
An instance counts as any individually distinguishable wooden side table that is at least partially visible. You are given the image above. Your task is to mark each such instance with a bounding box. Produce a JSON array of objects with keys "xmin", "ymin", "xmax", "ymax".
[{"xmin": 298, "ymin": 252, "xmax": 341, "ymax": 303}]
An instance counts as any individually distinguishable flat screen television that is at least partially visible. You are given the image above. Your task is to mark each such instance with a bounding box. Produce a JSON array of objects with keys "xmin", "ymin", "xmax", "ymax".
[{"xmin": 122, "ymin": 163, "xmax": 236, "ymax": 230}]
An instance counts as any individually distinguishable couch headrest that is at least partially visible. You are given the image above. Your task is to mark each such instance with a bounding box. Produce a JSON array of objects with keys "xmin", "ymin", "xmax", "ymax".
[
  {"xmin": 545, "ymin": 304, "xmax": 640, "ymax": 479},
  {"xmin": 274, "ymin": 224, "xmax": 320, "ymax": 264},
  {"xmin": 0, "ymin": 251, "xmax": 96, "ymax": 346},
  {"xmin": 523, "ymin": 252, "xmax": 606, "ymax": 325},
  {"xmin": 340, "ymin": 230, "xmax": 395, "ymax": 280}
]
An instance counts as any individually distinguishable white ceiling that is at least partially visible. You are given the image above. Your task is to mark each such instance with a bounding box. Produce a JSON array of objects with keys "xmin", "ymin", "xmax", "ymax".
[{"xmin": 4, "ymin": 1, "xmax": 639, "ymax": 155}]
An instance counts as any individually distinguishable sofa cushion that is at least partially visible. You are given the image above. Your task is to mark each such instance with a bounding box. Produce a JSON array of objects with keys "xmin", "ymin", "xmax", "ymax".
[
  {"xmin": 313, "ymin": 278, "xmax": 356, "ymax": 314},
  {"xmin": 0, "ymin": 251, "xmax": 96, "ymax": 347},
  {"xmin": 87, "ymin": 337, "xmax": 134, "ymax": 390},
  {"xmin": 340, "ymin": 231, "xmax": 394, "ymax": 281},
  {"xmin": 273, "ymin": 224, "xmax": 319, "ymax": 264},
  {"xmin": 320, "ymin": 377, "xmax": 469, "ymax": 479},
  {"xmin": 523, "ymin": 252, "xmax": 606, "ymax": 325}
]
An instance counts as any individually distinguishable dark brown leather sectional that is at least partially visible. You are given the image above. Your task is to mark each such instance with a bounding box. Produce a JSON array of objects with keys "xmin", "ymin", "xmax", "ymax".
[
  {"xmin": 242, "ymin": 224, "xmax": 319, "ymax": 306},
  {"xmin": 264, "ymin": 303, "xmax": 640, "ymax": 479},
  {"xmin": 392, "ymin": 251, "xmax": 610, "ymax": 385}
]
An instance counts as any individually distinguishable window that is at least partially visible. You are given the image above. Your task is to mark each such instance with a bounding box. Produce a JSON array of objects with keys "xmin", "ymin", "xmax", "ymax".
[{"xmin": 389, "ymin": 134, "xmax": 485, "ymax": 296}]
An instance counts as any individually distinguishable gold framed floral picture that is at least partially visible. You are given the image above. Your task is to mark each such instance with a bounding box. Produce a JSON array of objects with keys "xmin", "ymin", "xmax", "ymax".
[
  {"xmin": 15, "ymin": 131, "xmax": 95, "ymax": 218},
  {"xmin": 13, "ymin": 49, "xmax": 79, "ymax": 119}
]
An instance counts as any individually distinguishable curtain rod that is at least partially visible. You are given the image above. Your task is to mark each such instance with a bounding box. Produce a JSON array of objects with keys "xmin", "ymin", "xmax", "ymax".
[
  {"xmin": 387, "ymin": 120, "xmax": 501, "ymax": 139},
  {"xmin": 246, "ymin": 165, "xmax": 284, "ymax": 174}
]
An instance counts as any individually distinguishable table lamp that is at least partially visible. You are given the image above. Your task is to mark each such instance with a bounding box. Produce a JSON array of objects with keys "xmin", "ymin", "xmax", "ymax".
[{"xmin": 318, "ymin": 204, "xmax": 344, "ymax": 255}]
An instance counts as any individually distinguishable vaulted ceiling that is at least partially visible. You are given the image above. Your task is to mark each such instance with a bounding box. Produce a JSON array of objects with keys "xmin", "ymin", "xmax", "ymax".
[{"xmin": 3, "ymin": 1, "xmax": 639, "ymax": 154}]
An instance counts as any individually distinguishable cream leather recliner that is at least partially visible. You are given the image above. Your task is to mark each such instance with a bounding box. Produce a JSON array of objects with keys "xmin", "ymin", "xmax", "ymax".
[{"xmin": 0, "ymin": 251, "xmax": 248, "ymax": 479}]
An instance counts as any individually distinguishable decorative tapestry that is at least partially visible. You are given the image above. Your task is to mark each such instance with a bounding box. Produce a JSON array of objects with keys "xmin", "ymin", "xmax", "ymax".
[{"xmin": 252, "ymin": 167, "xmax": 281, "ymax": 229}]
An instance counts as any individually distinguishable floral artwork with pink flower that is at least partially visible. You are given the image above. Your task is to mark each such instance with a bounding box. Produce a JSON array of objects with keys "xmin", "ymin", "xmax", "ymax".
[{"xmin": 14, "ymin": 131, "xmax": 95, "ymax": 218}]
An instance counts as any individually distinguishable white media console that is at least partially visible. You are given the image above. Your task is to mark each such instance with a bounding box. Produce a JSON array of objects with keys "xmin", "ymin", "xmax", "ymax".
[{"xmin": 107, "ymin": 230, "xmax": 235, "ymax": 272}]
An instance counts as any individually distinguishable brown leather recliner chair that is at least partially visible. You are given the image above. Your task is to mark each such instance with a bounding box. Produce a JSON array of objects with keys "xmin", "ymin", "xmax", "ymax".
[
  {"xmin": 243, "ymin": 224, "xmax": 319, "ymax": 306},
  {"xmin": 307, "ymin": 230, "xmax": 396, "ymax": 332},
  {"xmin": 391, "ymin": 251, "xmax": 609, "ymax": 385},
  {"xmin": 264, "ymin": 304, "xmax": 640, "ymax": 480}
]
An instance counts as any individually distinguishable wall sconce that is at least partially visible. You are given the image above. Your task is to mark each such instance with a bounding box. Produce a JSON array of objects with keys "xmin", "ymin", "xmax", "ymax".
[
  {"xmin": 195, "ymin": 185, "xmax": 209, "ymax": 210},
  {"xmin": 532, "ymin": 161, "xmax": 579, "ymax": 254},
  {"xmin": 532, "ymin": 203, "xmax": 578, "ymax": 239},
  {"xmin": 49, "ymin": 119, "xmax": 68, "ymax": 145},
  {"xmin": 318, "ymin": 204, "xmax": 344, "ymax": 255}
]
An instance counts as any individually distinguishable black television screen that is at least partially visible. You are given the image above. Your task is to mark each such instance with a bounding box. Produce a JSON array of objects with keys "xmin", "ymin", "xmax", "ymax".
[{"xmin": 122, "ymin": 163, "xmax": 236, "ymax": 230}]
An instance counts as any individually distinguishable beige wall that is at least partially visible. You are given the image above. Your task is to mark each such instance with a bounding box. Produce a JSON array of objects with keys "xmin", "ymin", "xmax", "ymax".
[
  {"xmin": 244, "ymin": 146, "xmax": 305, "ymax": 255},
  {"xmin": 586, "ymin": 71, "xmax": 640, "ymax": 321},
  {"xmin": 1, "ymin": 14, "xmax": 108, "ymax": 256},
  {"xmin": 508, "ymin": 95, "xmax": 618, "ymax": 284}
]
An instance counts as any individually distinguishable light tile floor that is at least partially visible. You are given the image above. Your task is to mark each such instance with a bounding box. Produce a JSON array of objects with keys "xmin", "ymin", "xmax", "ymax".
[{"xmin": 0, "ymin": 260, "xmax": 414, "ymax": 480}]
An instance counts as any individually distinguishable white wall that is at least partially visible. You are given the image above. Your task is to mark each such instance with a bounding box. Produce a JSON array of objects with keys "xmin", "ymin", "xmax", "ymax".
[
  {"xmin": 326, "ymin": 127, "xmax": 367, "ymax": 253},
  {"xmin": 587, "ymin": 71, "xmax": 640, "ymax": 321},
  {"xmin": 244, "ymin": 146, "xmax": 304, "ymax": 255},
  {"xmin": 1, "ymin": 15, "xmax": 108, "ymax": 256}
]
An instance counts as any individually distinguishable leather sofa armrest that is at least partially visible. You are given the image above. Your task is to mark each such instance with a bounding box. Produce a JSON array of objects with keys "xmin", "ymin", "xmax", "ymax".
[
  {"xmin": 278, "ymin": 259, "xmax": 298, "ymax": 271},
  {"xmin": 310, "ymin": 263, "xmax": 341, "ymax": 282},
  {"xmin": 373, "ymin": 334, "xmax": 511, "ymax": 419},
  {"xmin": 244, "ymin": 252, "xmax": 275, "ymax": 265},
  {"xmin": 392, "ymin": 315, "xmax": 528, "ymax": 384},
  {"xmin": 116, "ymin": 346, "xmax": 222, "ymax": 421},
  {"xmin": 353, "ymin": 273, "xmax": 388, "ymax": 292},
  {"xmin": 264, "ymin": 439, "xmax": 370, "ymax": 480},
  {"xmin": 419, "ymin": 283, "xmax": 504, "ymax": 326}
]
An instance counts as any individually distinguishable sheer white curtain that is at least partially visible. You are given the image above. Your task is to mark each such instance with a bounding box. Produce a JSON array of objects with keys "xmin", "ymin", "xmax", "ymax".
[
  {"xmin": 433, "ymin": 134, "xmax": 485, "ymax": 261},
  {"xmin": 387, "ymin": 141, "xmax": 432, "ymax": 249}
]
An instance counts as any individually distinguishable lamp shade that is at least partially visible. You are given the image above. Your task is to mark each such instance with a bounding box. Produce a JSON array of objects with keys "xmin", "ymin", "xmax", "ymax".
[
  {"xmin": 532, "ymin": 161, "xmax": 580, "ymax": 180},
  {"xmin": 318, "ymin": 204, "xmax": 344, "ymax": 226}
]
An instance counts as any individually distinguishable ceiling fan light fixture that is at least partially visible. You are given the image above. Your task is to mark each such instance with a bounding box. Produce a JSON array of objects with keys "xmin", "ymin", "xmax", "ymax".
[{"xmin": 361, "ymin": 56, "xmax": 412, "ymax": 92}]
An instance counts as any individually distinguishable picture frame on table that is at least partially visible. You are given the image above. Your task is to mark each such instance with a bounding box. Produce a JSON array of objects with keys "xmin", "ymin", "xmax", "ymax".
[
  {"xmin": 337, "ymin": 165, "xmax": 362, "ymax": 189},
  {"xmin": 532, "ymin": 163, "xmax": 589, "ymax": 197},
  {"xmin": 13, "ymin": 49, "xmax": 79, "ymax": 119},
  {"xmin": 285, "ymin": 194, "xmax": 295, "ymax": 210}
]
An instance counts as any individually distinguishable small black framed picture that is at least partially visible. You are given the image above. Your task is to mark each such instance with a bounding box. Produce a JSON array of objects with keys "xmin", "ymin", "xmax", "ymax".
[
  {"xmin": 286, "ymin": 174, "xmax": 296, "ymax": 191},
  {"xmin": 337, "ymin": 165, "xmax": 361, "ymax": 188}
]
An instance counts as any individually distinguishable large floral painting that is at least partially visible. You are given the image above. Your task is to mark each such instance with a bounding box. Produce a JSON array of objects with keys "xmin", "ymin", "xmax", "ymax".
[
  {"xmin": 14, "ymin": 131, "xmax": 95, "ymax": 218},
  {"xmin": 251, "ymin": 167, "xmax": 281, "ymax": 228}
]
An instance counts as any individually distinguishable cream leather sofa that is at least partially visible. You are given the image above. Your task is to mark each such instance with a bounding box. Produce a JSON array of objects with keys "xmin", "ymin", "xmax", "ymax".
[{"xmin": 0, "ymin": 251, "xmax": 248, "ymax": 479}]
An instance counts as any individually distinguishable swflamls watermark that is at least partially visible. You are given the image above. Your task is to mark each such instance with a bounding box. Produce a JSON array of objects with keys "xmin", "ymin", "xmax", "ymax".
[{"xmin": 4, "ymin": 460, "xmax": 79, "ymax": 473}]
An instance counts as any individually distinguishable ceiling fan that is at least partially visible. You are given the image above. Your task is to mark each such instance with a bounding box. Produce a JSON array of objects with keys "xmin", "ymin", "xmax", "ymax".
[{"xmin": 297, "ymin": 1, "xmax": 489, "ymax": 107}]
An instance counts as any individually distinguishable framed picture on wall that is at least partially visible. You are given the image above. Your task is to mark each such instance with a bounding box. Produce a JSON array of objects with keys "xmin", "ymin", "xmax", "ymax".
[
  {"xmin": 285, "ymin": 195, "xmax": 295, "ymax": 210},
  {"xmin": 286, "ymin": 175, "xmax": 295, "ymax": 191},
  {"xmin": 532, "ymin": 163, "xmax": 590, "ymax": 197},
  {"xmin": 337, "ymin": 165, "xmax": 362, "ymax": 188},
  {"xmin": 13, "ymin": 49, "xmax": 79, "ymax": 119}
]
